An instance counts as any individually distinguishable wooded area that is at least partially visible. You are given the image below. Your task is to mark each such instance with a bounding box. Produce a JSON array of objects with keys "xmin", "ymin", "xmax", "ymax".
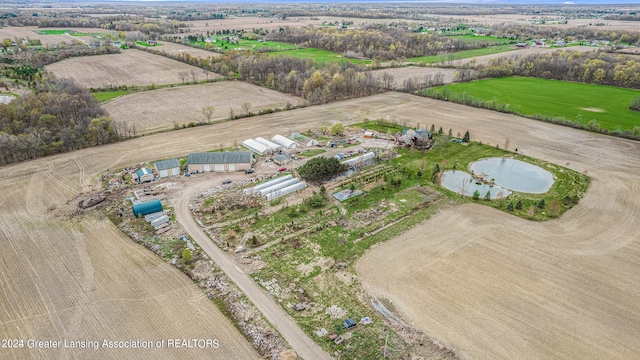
[{"xmin": 0, "ymin": 78, "xmax": 128, "ymax": 165}]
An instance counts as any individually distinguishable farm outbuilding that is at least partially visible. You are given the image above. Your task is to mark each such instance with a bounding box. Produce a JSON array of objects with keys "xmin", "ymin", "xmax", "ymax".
[
  {"xmin": 243, "ymin": 139, "xmax": 271, "ymax": 155},
  {"xmin": 272, "ymin": 134, "xmax": 298, "ymax": 149},
  {"xmin": 154, "ymin": 158, "xmax": 181, "ymax": 178},
  {"xmin": 244, "ymin": 175, "xmax": 293, "ymax": 194},
  {"xmin": 132, "ymin": 199, "xmax": 163, "ymax": 218},
  {"xmin": 255, "ymin": 137, "xmax": 282, "ymax": 151},
  {"xmin": 135, "ymin": 167, "xmax": 154, "ymax": 183},
  {"xmin": 187, "ymin": 152, "xmax": 252, "ymax": 173},
  {"xmin": 290, "ymin": 133, "xmax": 319, "ymax": 147}
]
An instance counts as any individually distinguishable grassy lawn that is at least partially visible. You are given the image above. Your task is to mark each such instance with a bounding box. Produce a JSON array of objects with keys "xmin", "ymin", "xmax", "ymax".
[
  {"xmin": 407, "ymin": 45, "xmax": 514, "ymax": 63},
  {"xmin": 425, "ymin": 77, "xmax": 640, "ymax": 131},
  {"xmin": 192, "ymin": 37, "xmax": 297, "ymax": 52},
  {"xmin": 267, "ymin": 48, "xmax": 369, "ymax": 65},
  {"xmin": 136, "ymin": 41, "xmax": 163, "ymax": 47},
  {"xmin": 92, "ymin": 90, "xmax": 129, "ymax": 102},
  {"xmin": 352, "ymin": 119, "xmax": 406, "ymax": 133},
  {"xmin": 297, "ymin": 149, "xmax": 326, "ymax": 157}
]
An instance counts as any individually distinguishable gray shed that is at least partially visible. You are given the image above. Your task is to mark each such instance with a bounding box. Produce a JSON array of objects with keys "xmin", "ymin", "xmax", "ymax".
[{"xmin": 155, "ymin": 158, "xmax": 181, "ymax": 178}]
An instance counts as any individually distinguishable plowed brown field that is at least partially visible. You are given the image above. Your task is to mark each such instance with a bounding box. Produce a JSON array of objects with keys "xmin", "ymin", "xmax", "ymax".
[
  {"xmin": 0, "ymin": 161, "xmax": 258, "ymax": 359},
  {"xmin": 103, "ymin": 81, "xmax": 306, "ymax": 134},
  {"xmin": 45, "ymin": 49, "xmax": 216, "ymax": 88}
]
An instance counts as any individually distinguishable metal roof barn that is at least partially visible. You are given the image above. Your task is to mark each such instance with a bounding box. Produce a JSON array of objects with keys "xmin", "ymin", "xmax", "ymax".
[
  {"xmin": 244, "ymin": 175, "xmax": 293, "ymax": 194},
  {"xmin": 154, "ymin": 158, "xmax": 180, "ymax": 178},
  {"xmin": 132, "ymin": 199, "xmax": 163, "ymax": 218},
  {"xmin": 187, "ymin": 152, "xmax": 252, "ymax": 172},
  {"xmin": 243, "ymin": 139, "xmax": 270, "ymax": 155},
  {"xmin": 255, "ymin": 137, "xmax": 282, "ymax": 151},
  {"xmin": 272, "ymin": 134, "xmax": 298, "ymax": 149}
]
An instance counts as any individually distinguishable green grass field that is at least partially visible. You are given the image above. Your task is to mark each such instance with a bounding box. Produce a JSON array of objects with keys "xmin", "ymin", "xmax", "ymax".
[
  {"xmin": 447, "ymin": 34, "xmax": 512, "ymax": 44},
  {"xmin": 136, "ymin": 41, "xmax": 162, "ymax": 47},
  {"xmin": 267, "ymin": 48, "xmax": 369, "ymax": 65},
  {"xmin": 37, "ymin": 29, "xmax": 87, "ymax": 36},
  {"xmin": 191, "ymin": 37, "xmax": 297, "ymax": 52},
  {"xmin": 407, "ymin": 45, "xmax": 514, "ymax": 63},
  {"xmin": 92, "ymin": 90, "xmax": 128, "ymax": 102},
  {"xmin": 427, "ymin": 77, "xmax": 640, "ymax": 131}
]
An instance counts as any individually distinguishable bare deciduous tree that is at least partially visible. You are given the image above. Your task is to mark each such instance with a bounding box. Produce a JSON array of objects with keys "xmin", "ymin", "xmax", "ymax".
[
  {"xmin": 202, "ymin": 106, "xmax": 215, "ymax": 123},
  {"xmin": 178, "ymin": 71, "xmax": 188, "ymax": 84},
  {"xmin": 456, "ymin": 178, "xmax": 471, "ymax": 198}
]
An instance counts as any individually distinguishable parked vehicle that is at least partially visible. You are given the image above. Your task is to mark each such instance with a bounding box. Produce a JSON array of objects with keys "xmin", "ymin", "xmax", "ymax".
[
  {"xmin": 245, "ymin": 169, "xmax": 255, "ymax": 174},
  {"xmin": 222, "ymin": 179, "xmax": 232, "ymax": 184}
]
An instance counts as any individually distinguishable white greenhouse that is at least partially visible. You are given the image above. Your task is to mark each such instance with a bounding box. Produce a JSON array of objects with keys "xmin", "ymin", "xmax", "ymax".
[
  {"xmin": 259, "ymin": 178, "xmax": 301, "ymax": 197},
  {"xmin": 255, "ymin": 137, "xmax": 282, "ymax": 151},
  {"xmin": 243, "ymin": 139, "xmax": 271, "ymax": 155},
  {"xmin": 342, "ymin": 152, "xmax": 375, "ymax": 167},
  {"xmin": 272, "ymin": 134, "xmax": 298, "ymax": 149},
  {"xmin": 265, "ymin": 181, "xmax": 307, "ymax": 201},
  {"xmin": 290, "ymin": 133, "xmax": 319, "ymax": 147},
  {"xmin": 244, "ymin": 175, "xmax": 293, "ymax": 194}
]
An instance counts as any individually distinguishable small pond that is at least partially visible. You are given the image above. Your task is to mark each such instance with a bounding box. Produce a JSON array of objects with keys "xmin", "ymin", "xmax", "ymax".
[
  {"xmin": 441, "ymin": 171, "xmax": 511, "ymax": 199},
  {"xmin": 470, "ymin": 158, "xmax": 554, "ymax": 194}
]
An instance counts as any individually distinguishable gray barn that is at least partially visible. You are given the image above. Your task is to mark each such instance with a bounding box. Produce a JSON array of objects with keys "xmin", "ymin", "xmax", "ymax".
[
  {"xmin": 187, "ymin": 152, "xmax": 252, "ymax": 173},
  {"xmin": 154, "ymin": 158, "xmax": 181, "ymax": 178}
]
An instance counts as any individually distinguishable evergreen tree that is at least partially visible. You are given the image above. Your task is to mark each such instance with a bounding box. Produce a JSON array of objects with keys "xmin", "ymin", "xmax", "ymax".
[
  {"xmin": 463, "ymin": 130, "xmax": 470, "ymax": 142},
  {"xmin": 484, "ymin": 191, "xmax": 491, "ymax": 201},
  {"xmin": 438, "ymin": 127, "xmax": 443, "ymax": 136},
  {"xmin": 473, "ymin": 190, "xmax": 480, "ymax": 200},
  {"xmin": 506, "ymin": 201, "xmax": 514, "ymax": 211},
  {"xmin": 515, "ymin": 200, "xmax": 523, "ymax": 210},
  {"xmin": 430, "ymin": 124, "xmax": 436, "ymax": 133},
  {"xmin": 537, "ymin": 199, "xmax": 546, "ymax": 209}
]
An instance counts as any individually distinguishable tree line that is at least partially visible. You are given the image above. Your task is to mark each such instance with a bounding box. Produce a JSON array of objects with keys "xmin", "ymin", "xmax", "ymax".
[
  {"xmin": 471, "ymin": 50, "xmax": 640, "ymax": 90},
  {"xmin": 487, "ymin": 23, "xmax": 640, "ymax": 46},
  {"xmin": 0, "ymin": 78, "xmax": 132, "ymax": 166},
  {"xmin": 137, "ymin": 44, "xmax": 387, "ymax": 104},
  {"xmin": 265, "ymin": 25, "xmax": 487, "ymax": 60}
]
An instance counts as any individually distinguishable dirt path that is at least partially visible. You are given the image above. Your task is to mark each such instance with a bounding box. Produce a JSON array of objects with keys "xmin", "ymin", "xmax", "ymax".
[{"xmin": 172, "ymin": 185, "xmax": 331, "ymax": 360}]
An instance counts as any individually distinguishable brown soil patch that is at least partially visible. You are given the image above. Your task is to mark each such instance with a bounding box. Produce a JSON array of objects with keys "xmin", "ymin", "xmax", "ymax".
[
  {"xmin": 155, "ymin": 41, "xmax": 221, "ymax": 59},
  {"xmin": 455, "ymin": 46, "xmax": 596, "ymax": 67},
  {"xmin": 372, "ymin": 67, "xmax": 457, "ymax": 88},
  {"xmin": 0, "ymin": 26, "xmax": 114, "ymax": 46},
  {"xmin": 46, "ymin": 49, "xmax": 216, "ymax": 88},
  {"xmin": 103, "ymin": 81, "xmax": 306, "ymax": 134}
]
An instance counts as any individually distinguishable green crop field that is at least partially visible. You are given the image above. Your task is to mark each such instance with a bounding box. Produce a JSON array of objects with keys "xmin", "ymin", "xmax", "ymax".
[
  {"xmin": 407, "ymin": 45, "xmax": 514, "ymax": 63},
  {"xmin": 447, "ymin": 34, "xmax": 512, "ymax": 44},
  {"xmin": 267, "ymin": 48, "xmax": 369, "ymax": 65},
  {"xmin": 37, "ymin": 29, "xmax": 87, "ymax": 36},
  {"xmin": 191, "ymin": 37, "xmax": 297, "ymax": 52},
  {"xmin": 426, "ymin": 77, "xmax": 640, "ymax": 131},
  {"xmin": 93, "ymin": 90, "xmax": 129, "ymax": 102}
]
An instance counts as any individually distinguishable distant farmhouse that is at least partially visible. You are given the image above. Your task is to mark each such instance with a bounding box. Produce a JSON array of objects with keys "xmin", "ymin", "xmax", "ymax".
[{"xmin": 187, "ymin": 152, "xmax": 252, "ymax": 173}]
